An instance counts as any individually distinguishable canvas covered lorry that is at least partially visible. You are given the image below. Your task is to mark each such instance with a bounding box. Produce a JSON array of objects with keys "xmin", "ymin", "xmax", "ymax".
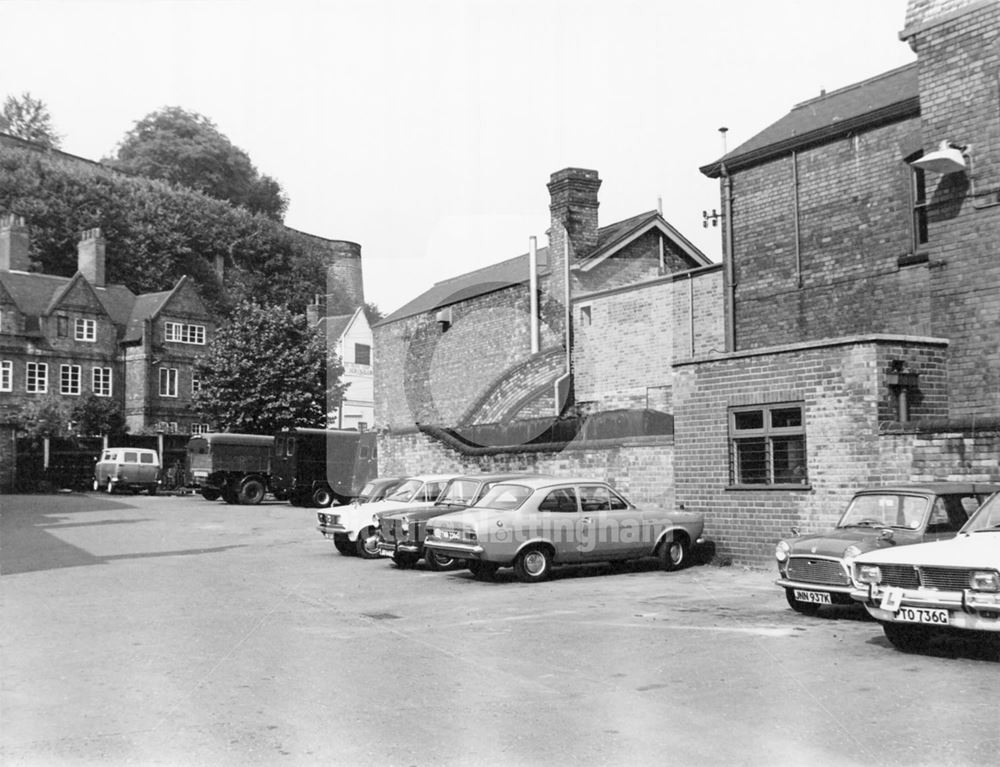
[
  {"xmin": 270, "ymin": 428, "xmax": 377, "ymax": 508},
  {"xmin": 185, "ymin": 433, "xmax": 274, "ymax": 504}
]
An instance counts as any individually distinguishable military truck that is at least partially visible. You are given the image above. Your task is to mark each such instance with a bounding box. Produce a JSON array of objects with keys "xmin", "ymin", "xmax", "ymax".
[
  {"xmin": 185, "ymin": 432, "xmax": 274, "ymax": 504},
  {"xmin": 270, "ymin": 428, "xmax": 377, "ymax": 508}
]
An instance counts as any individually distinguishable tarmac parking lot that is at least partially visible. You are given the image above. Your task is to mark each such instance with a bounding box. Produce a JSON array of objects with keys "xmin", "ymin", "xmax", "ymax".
[{"xmin": 1, "ymin": 492, "xmax": 998, "ymax": 767}]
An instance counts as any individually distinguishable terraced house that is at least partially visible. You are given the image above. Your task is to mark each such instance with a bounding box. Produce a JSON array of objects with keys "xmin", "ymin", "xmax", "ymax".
[{"xmin": 0, "ymin": 216, "xmax": 215, "ymax": 441}]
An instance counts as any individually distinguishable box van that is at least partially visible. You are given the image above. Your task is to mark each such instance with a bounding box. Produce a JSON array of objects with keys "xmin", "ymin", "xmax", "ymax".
[
  {"xmin": 270, "ymin": 428, "xmax": 377, "ymax": 507},
  {"xmin": 93, "ymin": 448, "xmax": 161, "ymax": 495}
]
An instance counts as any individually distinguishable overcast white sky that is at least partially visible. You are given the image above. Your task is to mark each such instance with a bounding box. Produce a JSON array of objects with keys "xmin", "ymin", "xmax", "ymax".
[{"xmin": 3, "ymin": 0, "xmax": 916, "ymax": 314}]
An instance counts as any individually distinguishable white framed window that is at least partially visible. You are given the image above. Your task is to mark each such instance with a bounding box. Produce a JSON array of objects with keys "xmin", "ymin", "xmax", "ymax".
[
  {"xmin": 75, "ymin": 318, "xmax": 97, "ymax": 342},
  {"xmin": 60, "ymin": 364, "xmax": 82, "ymax": 395},
  {"xmin": 159, "ymin": 367, "xmax": 178, "ymax": 397},
  {"xmin": 191, "ymin": 371, "xmax": 202, "ymax": 394},
  {"xmin": 92, "ymin": 367, "xmax": 113, "ymax": 397},
  {"xmin": 0, "ymin": 360, "xmax": 11, "ymax": 391},
  {"xmin": 191, "ymin": 423, "xmax": 210, "ymax": 435},
  {"xmin": 26, "ymin": 362, "xmax": 48, "ymax": 393},
  {"xmin": 164, "ymin": 322, "xmax": 206, "ymax": 345}
]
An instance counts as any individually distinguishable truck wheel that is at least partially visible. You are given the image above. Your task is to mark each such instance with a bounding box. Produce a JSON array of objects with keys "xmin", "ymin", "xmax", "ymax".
[
  {"xmin": 311, "ymin": 486, "xmax": 334, "ymax": 508},
  {"xmin": 201, "ymin": 488, "xmax": 221, "ymax": 501},
  {"xmin": 355, "ymin": 526, "xmax": 379, "ymax": 559},
  {"xmin": 222, "ymin": 488, "xmax": 238, "ymax": 504},
  {"xmin": 239, "ymin": 479, "xmax": 266, "ymax": 505}
]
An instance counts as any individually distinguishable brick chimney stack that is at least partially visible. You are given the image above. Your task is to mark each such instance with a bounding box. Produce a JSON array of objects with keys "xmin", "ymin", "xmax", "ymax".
[
  {"xmin": 0, "ymin": 214, "xmax": 30, "ymax": 272},
  {"xmin": 547, "ymin": 168, "xmax": 602, "ymax": 260},
  {"xmin": 77, "ymin": 228, "xmax": 106, "ymax": 287}
]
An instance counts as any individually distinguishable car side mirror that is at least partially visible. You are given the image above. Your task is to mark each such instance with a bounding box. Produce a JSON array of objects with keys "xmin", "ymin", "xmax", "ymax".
[{"xmin": 880, "ymin": 528, "xmax": 895, "ymax": 543}]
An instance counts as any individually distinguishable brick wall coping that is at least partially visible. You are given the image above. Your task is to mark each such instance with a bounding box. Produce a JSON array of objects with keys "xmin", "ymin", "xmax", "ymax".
[
  {"xmin": 900, "ymin": 0, "xmax": 996, "ymax": 40},
  {"xmin": 673, "ymin": 333, "xmax": 948, "ymax": 368},
  {"xmin": 882, "ymin": 416, "xmax": 1000, "ymax": 435},
  {"xmin": 573, "ymin": 262, "xmax": 722, "ymax": 305}
]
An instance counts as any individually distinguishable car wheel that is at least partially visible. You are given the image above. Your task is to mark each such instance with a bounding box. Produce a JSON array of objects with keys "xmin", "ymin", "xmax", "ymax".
[
  {"xmin": 201, "ymin": 488, "xmax": 221, "ymax": 501},
  {"xmin": 106, "ymin": 478, "xmax": 115, "ymax": 494},
  {"xmin": 148, "ymin": 484, "xmax": 157, "ymax": 496},
  {"xmin": 468, "ymin": 561, "xmax": 499, "ymax": 581},
  {"xmin": 333, "ymin": 535, "xmax": 354, "ymax": 556},
  {"xmin": 659, "ymin": 535, "xmax": 689, "ymax": 572},
  {"xmin": 882, "ymin": 622, "xmax": 931, "ymax": 653},
  {"xmin": 311, "ymin": 486, "xmax": 334, "ymax": 508},
  {"xmin": 393, "ymin": 552, "xmax": 418, "ymax": 569},
  {"xmin": 784, "ymin": 589, "xmax": 823, "ymax": 616},
  {"xmin": 93, "ymin": 478, "xmax": 100, "ymax": 492},
  {"xmin": 425, "ymin": 549, "xmax": 459, "ymax": 571},
  {"xmin": 355, "ymin": 526, "xmax": 379, "ymax": 559},
  {"xmin": 514, "ymin": 546, "xmax": 552, "ymax": 583},
  {"xmin": 239, "ymin": 479, "xmax": 266, "ymax": 505}
]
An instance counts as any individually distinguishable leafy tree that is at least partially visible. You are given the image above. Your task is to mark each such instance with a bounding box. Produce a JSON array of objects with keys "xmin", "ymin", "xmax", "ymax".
[
  {"xmin": 364, "ymin": 301, "xmax": 384, "ymax": 325},
  {"xmin": 71, "ymin": 394, "xmax": 127, "ymax": 437},
  {"xmin": 15, "ymin": 395, "xmax": 72, "ymax": 438},
  {"xmin": 2, "ymin": 92, "xmax": 61, "ymax": 148},
  {"xmin": 192, "ymin": 300, "xmax": 346, "ymax": 433},
  {"xmin": 108, "ymin": 107, "xmax": 287, "ymax": 220}
]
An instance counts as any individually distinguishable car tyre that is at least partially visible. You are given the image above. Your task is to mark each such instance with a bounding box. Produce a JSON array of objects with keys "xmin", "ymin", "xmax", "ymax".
[
  {"xmin": 659, "ymin": 535, "xmax": 689, "ymax": 572},
  {"xmin": 239, "ymin": 479, "xmax": 266, "ymax": 505},
  {"xmin": 393, "ymin": 552, "xmax": 418, "ymax": 569},
  {"xmin": 148, "ymin": 484, "xmax": 157, "ymax": 496},
  {"xmin": 93, "ymin": 478, "xmax": 100, "ymax": 492},
  {"xmin": 468, "ymin": 561, "xmax": 499, "ymax": 581},
  {"xmin": 311, "ymin": 486, "xmax": 334, "ymax": 508},
  {"xmin": 333, "ymin": 535, "xmax": 354, "ymax": 556},
  {"xmin": 784, "ymin": 589, "xmax": 823, "ymax": 616},
  {"xmin": 106, "ymin": 478, "xmax": 115, "ymax": 494},
  {"xmin": 355, "ymin": 526, "xmax": 379, "ymax": 559},
  {"xmin": 425, "ymin": 549, "xmax": 459, "ymax": 571},
  {"xmin": 882, "ymin": 622, "xmax": 931, "ymax": 653},
  {"xmin": 514, "ymin": 546, "xmax": 553, "ymax": 583}
]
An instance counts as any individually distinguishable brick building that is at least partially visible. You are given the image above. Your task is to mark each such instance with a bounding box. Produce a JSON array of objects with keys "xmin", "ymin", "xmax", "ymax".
[
  {"xmin": 0, "ymin": 216, "xmax": 215, "ymax": 437},
  {"xmin": 680, "ymin": 0, "xmax": 1000, "ymax": 563}
]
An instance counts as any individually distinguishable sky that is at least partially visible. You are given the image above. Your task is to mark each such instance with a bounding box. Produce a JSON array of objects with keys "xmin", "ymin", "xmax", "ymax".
[{"xmin": 2, "ymin": 0, "xmax": 917, "ymax": 315}]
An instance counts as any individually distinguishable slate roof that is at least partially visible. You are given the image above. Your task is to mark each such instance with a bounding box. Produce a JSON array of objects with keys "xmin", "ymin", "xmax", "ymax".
[
  {"xmin": 0, "ymin": 270, "xmax": 138, "ymax": 328},
  {"xmin": 323, "ymin": 313, "xmax": 354, "ymax": 342},
  {"xmin": 123, "ymin": 290, "xmax": 172, "ymax": 342},
  {"xmin": 700, "ymin": 62, "xmax": 920, "ymax": 178}
]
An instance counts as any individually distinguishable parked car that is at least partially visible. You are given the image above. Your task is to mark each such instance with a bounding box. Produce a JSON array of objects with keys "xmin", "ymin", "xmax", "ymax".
[
  {"xmin": 93, "ymin": 448, "xmax": 161, "ymax": 495},
  {"xmin": 185, "ymin": 432, "xmax": 274, "ymax": 504},
  {"xmin": 423, "ymin": 477, "xmax": 705, "ymax": 583},
  {"xmin": 316, "ymin": 474, "xmax": 459, "ymax": 558},
  {"xmin": 377, "ymin": 473, "xmax": 541, "ymax": 570},
  {"xmin": 774, "ymin": 483, "xmax": 1000, "ymax": 615},
  {"xmin": 356, "ymin": 476, "xmax": 409, "ymax": 504},
  {"xmin": 851, "ymin": 491, "xmax": 1000, "ymax": 652}
]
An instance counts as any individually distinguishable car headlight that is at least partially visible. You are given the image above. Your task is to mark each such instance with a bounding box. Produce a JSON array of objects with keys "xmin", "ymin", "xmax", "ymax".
[
  {"xmin": 372, "ymin": 513, "xmax": 379, "ymax": 525},
  {"xmin": 843, "ymin": 544, "xmax": 862, "ymax": 560},
  {"xmin": 775, "ymin": 540, "xmax": 791, "ymax": 563},
  {"xmin": 970, "ymin": 571, "xmax": 1000, "ymax": 592},
  {"xmin": 856, "ymin": 565, "xmax": 882, "ymax": 585}
]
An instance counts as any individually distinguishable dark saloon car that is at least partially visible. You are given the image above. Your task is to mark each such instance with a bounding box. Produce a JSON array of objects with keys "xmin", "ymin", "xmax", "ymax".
[
  {"xmin": 775, "ymin": 482, "xmax": 1000, "ymax": 615},
  {"xmin": 377, "ymin": 474, "xmax": 539, "ymax": 570}
]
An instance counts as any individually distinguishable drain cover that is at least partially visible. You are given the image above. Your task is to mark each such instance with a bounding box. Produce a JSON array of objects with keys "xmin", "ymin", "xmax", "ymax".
[{"xmin": 363, "ymin": 612, "xmax": 401, "ymax": 621}]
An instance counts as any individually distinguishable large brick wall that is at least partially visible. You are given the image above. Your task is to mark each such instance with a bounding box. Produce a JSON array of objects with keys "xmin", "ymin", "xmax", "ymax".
[{"xmin": 673, "ymin": 337, "xmax": 948, "ymax": 565}]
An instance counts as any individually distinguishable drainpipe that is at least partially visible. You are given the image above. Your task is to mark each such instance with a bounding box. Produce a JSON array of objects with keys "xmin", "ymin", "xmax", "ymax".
[
  {"xmin": 792, "ymin": 151, "xmax": 802, "ymax": 288},
  {"xmin": 553, "ymin": 226, "xmax": 572, "ymax": 414},
  {"xmin": 721, "ymin": 163, "xmax": 736, "ymax": 352},
  {"xmin": 688, "ymin": 273, "xmax": 695, "ymax": 358},
  {"xmin": 529, "ymin": 236, "xmax": 539, "ymax": 354}
]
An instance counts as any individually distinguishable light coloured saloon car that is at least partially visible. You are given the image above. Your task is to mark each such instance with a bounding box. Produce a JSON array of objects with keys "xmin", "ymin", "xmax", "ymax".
[
  {"xmin": 423, "ymin": 476, "xmax": 705, "ymax": 583},
  {"xmin": 851, "ymin": 489, "xmax": 1000, "ymax": 653}
]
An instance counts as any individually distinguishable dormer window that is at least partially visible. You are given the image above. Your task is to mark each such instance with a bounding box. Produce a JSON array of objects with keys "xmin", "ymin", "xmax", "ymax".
[
  {"xmin": 165, "ymin": 322, "xmax": 206, "ymax": 345},
  {"xmin": 75, "ymin": 318, "xmax": 96, "ymax": 342}
]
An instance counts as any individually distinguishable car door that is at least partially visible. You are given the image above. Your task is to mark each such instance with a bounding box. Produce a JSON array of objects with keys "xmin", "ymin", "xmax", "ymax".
[
  {"xmin": 121, "ymin": 451, "xmax": 139, "ymax": 485},
  {"xmin": 535, "ymin": 486, "xmax": 584, "ymax": 563},
  {"xmin": 577, "ymin": 484, "xmax": 641, "ymax": 561},
  {"xmin": 922, "ymin": 494, "xmax": 974, "ymax": 540}
]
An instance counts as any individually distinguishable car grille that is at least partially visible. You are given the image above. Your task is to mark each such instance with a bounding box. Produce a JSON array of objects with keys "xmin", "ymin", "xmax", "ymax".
[
  {"xmin": 786, "ymin": 557, "xmax": 849, "ymax": 586},
  {"xmin": 918, "ymin": 566, "xmax": 972, "ymax": 591},
  {"xmin": 381, "ymin": 519, "xmax": 398, "ymax": 543}
]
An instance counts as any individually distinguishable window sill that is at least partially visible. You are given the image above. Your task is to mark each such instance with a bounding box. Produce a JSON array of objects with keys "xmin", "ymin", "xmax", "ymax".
[
  {"xmin": 897, "ymin": 252, "xmax": 929, "ymax": 268},
  {"xmin": 725, "ymin": 483, "xmax": 812, "ymax": 492}
]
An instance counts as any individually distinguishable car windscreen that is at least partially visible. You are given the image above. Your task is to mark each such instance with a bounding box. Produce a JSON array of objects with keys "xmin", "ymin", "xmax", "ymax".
[
  {"xmin": 474, "ymin": 483, "xmax": 532, "ymax": 511},
  {"xmin": 838, "ymin": 494, "xmax": 927, "ymax": 530},
  {"xmin": 385, "ymin": 479, "xmax": 422, "ymax": 502},
  {"xmin": 436, "ymin": 479, "xmax": 481, "ymax": 505},
  {"xmin": 961, "ymin": 492, "xmax": 1000, "ymax": 533}
]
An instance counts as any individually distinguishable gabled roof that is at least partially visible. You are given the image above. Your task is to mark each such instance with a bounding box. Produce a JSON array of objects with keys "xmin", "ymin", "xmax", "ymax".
[
  {"xmin": 0, "ymin": 269, "xmax": 137, "ymax": 324},
  {"xmin": 123, "ymin": 290, "xmax": 172, "ymax": 343},
  {"xmin": 575, "ymin": 210, "xmax": 713, "ymax": 273},
  {"xmin": 323, "ymin": 313, "xmax": 354, "ymax": 342},
  {"xmin": 700, "ymin": 62, "xmax": 919, "ymax": 178}
]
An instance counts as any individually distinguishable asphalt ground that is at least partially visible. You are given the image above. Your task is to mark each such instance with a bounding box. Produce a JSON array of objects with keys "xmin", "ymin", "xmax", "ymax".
[{"xmin": 1, "ymin": 492, "xmax": 998, "ymax": 767}]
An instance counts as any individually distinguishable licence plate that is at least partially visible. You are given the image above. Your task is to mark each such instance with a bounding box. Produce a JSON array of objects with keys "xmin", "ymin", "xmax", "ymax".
[
  {"xmin": 894, "ymin": 606, "xmax": 950, "ymax": 625},
  {"xmin": 793, "ymin": 590, "xmax": 831, "ymax": 605},
  {"xmin": 378, "ymin": 548, "xmax": 394, "ymax": 558}
]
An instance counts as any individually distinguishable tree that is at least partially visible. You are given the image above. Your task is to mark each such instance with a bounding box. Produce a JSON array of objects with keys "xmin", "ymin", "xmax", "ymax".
[
  {"xmin": 192, "ymin": 300, "xmax": 345, "ymax": 433},
  {"xmin": 71, "ymin": 394, "xmax": 127, "ymax": 437},
  {"xmin": 2, "ymin": 92, "xmax": 61, "ymax": 148},
  {"xmin": 15, "ymin": 395, "xmax": 72, "ymax": 439},
  {"xmin": 108, "ymin": 107, "xmax": 287, "ymax": 220}
]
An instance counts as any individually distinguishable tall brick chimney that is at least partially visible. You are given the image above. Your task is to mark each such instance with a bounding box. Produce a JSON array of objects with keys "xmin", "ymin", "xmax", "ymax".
[
  {"xmin": 77, "ymin": 228, "xmax": 106, "ymax": 287},
  {"xmin": 547, "ymin": 168, "xmax": 602, "ymax": 260},
  {"xmin": 0, "ymin": 214, "xmax": 30, "ymax": 272}
]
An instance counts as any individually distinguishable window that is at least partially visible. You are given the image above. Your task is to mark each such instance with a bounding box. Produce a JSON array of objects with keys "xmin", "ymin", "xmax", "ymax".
[
  {"xmin": 0, "ymin": 360, "xmax": 11, "ymax": 391},
  {"xmin": 60, "ymin": 364, "xmax": 82, "ymax": 395},
  {"xmin": 191, "ymin": 423, "xmax": 209, "ymax": 435},
  {"xmin": 159, "ymin": 367, "xmax": 178, "ymax": 397},
  {"xmin": 538, "ymin": 487, "xmax": 580, "ymax": 513},
  {"xmin": 729, "ymin": 403, "xmax": 807, "ymax": 487},
  {"xmin": 354, "ymin": 343, "xmax": 371, "ymax": 366},
  {"xmin": 911, "ymin": 163, "xmax": 929, "ymax": 250},
  {"xmin": 93, "ymin": 367, "xmax": 112, "ymax": 397},
  {"xmin": 164, "ymin": 322, "xmax": 206, "ymax": 345},
  {"xmin": 579, "ymin": 305, "xmax": 592, "ymax": 326},
  {"xmin": 191, "ymin": 372, "xmax": 201, "ymax": 394},
  {"xmin": 57, "ymin": 315, "xmax": 69, "ymax": 337},
  {"xmin": 75, "ymin": 318, "xmax": 96, "ymax": 342},
  {"xmin": 26, "ymin": 362, "xmax": 47, "ymax": 393},
  {"xmin": 579, "ymin": 485, "xmax": 630, "ymax": 511}
]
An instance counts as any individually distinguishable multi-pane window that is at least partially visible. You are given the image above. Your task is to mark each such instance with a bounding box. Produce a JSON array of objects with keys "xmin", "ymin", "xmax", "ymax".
[
  {"xmin": 911, "ymin": 164, "xmax": 929, "ymax": 250},
  {"xmin": 191, "ymin": 372, "xmax": 201, "ymax": 394},
  {"xmin": 0, "ymin": 360, "xmax": 11, "ymax": 391},
  {"xmin": 60, "ymin": 364, "xmax": 82, "ymax": 395},
  {"xmin": 164, "ymin": 322, "xmax": 206, "ymax": 345},
  {"xmin": 354, "ymin": 343, "xmax": 371, "ymax": 365},
  {"xmin": 26, "ymin": 362, "xmax": 48, "ymax": 393},
  {"xmin": 159, "ymin": 367, "xmax": 178, "ymax": 397},
  {"xmin": 57, "ymin": 315, "xmax": 69, "ymax": 337},
  {"xmin": 729, "ymin": 403, "xmax": 807, "ymax": 486},
  {"xmin": 191, "ymin": 423, "xmax": 209, "ymax": 435},
  {"xmin": 74, "ymin": 318, "xmax": 96, "ymax": 342},
  {"xmin": 93, "ymin": 367, "xmax": 112, "ymax": 397}
]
